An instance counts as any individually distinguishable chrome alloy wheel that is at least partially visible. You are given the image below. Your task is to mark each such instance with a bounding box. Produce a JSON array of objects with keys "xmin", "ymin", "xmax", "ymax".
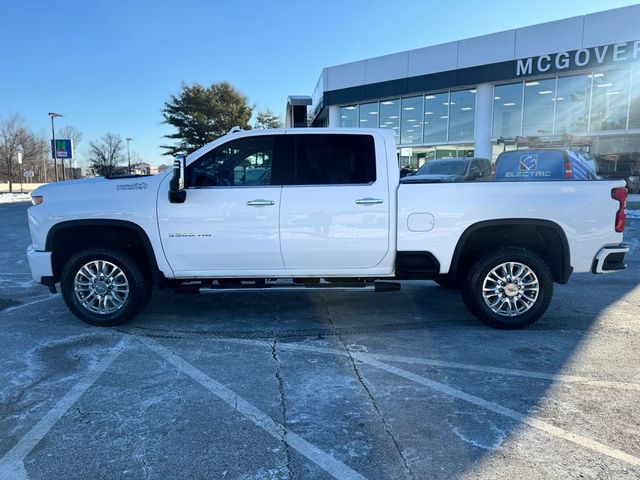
[
  {"xmin": 481, "ymin": 262, "xmax": 539, "ymax": 317},
  {"xmin": 73, "ymin": 260, "xmax": 129, "ymax": 315}
]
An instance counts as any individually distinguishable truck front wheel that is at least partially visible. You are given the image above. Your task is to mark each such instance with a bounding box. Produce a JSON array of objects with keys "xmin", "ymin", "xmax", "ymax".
[
  {"xmin": 461, "ymin": 248, "xmax": 553, "ymax": 329},
  {"xmin": 61, "ymin": 247, "xmax": 150, "ymax": 326}
]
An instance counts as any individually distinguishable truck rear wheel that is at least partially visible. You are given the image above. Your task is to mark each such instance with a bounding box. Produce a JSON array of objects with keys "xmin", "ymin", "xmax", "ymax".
[
  {"xmin": 61, "ymin": 247, "xmax": 150, "ymax": 326},
  {"xmin": 461, "ymin": 247, "xmax": 553, "ymax": 329}
]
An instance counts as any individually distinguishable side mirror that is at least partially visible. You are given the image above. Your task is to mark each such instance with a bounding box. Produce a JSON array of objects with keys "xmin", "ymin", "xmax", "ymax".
[{"xmin": 168, "ymin": 155, "xmax": 187, "ymax": 203}]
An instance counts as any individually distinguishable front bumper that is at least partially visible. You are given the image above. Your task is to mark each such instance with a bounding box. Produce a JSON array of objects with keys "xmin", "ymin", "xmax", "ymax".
[
  {"xmin": 591, "ymin": 243, "xmax": 629, "ymax": 274},
  {"xmin": 26, "ymin": 245, "xmax": 53, "ymax": 283}
]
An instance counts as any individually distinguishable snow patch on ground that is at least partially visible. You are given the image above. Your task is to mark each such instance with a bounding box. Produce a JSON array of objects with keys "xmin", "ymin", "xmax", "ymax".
[
  {"xmin": 623, "ymin": 215, "xmax": 639, "ymax": 256},
  {"xmin": 0, "ymin": 193, "xmax": 31, "ymax": 204},
  {"xmin": 626, "ymin": 209, "xmax": 640, "ymax": 219}
]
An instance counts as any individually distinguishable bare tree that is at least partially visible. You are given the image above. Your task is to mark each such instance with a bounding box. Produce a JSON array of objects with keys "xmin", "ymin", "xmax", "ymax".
[
  {"xmin": 58, "ymin": 125, "xmax": 83, "ymax": 178},
  {"xmin": 0, "ymin": 115, "xmax": 44, "ymax": 192},
  {"xmin": 88, "ymin": 133, "xmax": 124, "ymax": 177},
  {"xmin": 254, "ymin": 109, "xmax": 281, "ymax": 129}
]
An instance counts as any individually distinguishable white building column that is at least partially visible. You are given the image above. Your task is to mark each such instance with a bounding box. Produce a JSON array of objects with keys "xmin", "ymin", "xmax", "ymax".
[
  {"xmin": 328, "ymin": 105, "xmax": 340, "ymax": 128},
  {"xmin": 474, "ymin": 83, "xmax": 493, "ymax": 160}
]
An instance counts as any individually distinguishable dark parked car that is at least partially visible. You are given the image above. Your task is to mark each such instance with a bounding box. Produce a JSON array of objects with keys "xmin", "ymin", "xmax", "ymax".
[
  {"xmin": 599, "ymin": 160, "xmax": 640, "ymax": 194},
  {"xmin": 403, "ymin": 157, "xmax": 492, "ymax": 183},
  {"xmin": 494, "ymin": 149, "xmax": 598, "ymax": 181}
]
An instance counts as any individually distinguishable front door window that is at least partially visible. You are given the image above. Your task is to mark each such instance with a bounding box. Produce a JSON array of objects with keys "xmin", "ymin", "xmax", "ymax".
[{"xmin": 188, "ymin": 136, "xmax": 276, "ymax": 188}]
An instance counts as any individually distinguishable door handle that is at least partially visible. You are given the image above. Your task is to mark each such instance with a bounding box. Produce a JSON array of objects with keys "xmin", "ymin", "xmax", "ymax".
[
  {"xmin": 247, "ymin": 199, "xmax": 275, "ymax": 206},
  {"xmin": 355, "ymin": 198, "xmax": 384, "ymax": 205}
]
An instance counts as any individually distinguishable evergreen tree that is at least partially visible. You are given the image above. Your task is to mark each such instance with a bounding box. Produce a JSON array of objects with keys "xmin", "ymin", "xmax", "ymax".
[{"xmin": 161, "ymin": 82, "xmax": 253, "ymax": 156}]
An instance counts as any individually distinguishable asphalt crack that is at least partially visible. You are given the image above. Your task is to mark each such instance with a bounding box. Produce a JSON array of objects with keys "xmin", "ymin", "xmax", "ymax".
[
  {"xmin": 272, "ymin": 299, "xmax": 294, "ymax": 479},
  {"xmin": 321, "ymin": 294, "xmax": 416, "ymax": 480}
]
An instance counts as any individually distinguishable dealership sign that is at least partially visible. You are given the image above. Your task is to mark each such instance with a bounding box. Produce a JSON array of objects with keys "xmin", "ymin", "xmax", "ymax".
[
  {"xmin": 51, "ymin": 139, "xmax": 73, "ymax": 159},
  {"xmin": 324, "ymin": 39, "xmax": 640, "ymax": 107},
  {"xmin": 516, "ymin": 40, "xmax": 640, "ymax": 77}
]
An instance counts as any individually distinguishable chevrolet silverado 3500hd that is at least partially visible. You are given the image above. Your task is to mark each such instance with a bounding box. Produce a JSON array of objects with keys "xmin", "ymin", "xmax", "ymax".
[{"xmin": 26, "ymin": 128, "xmax": 629, "ymax": 329}]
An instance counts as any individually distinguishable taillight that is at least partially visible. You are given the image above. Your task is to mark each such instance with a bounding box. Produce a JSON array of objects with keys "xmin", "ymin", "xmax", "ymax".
[
  {"xmin": 564, "ymin": 159, "xmax": 572, "ymax": 178},
  {"xmin": 611, "ymin": 187, "xmax": 628, "ymax": 233}
]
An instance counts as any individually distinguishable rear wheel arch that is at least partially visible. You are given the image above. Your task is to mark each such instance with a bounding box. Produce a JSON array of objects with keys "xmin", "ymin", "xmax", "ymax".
[{"xmin": 448, "ymin": 219, "xmax": 571, "ymax": 285}]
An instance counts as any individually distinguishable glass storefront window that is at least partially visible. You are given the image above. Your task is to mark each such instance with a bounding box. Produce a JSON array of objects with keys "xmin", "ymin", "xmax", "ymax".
[
  {"xmin": 449, "ymin": 89, "xmax": 475, "ymax": 142},
  {"xmin": 379, "ymin": 99, "xmax": 400, "ymax": 143},
  {"xmin": 590, "ymin": 69, "xmax": 630, "ymax": 131},
  {"xmin": 424, "ymin": 92, "xmax": 449, "ymax": 143},
  {"xmin": 400, "ymin": 96, "xmax": 423, "ymax": 145},
  {"xmin": 522, "ymin": 78, "xmax": 555, "ymax": 136},
  {"xmin": 339, "ymin": 106, "xmax": 358, "ymax": 128},
  {"xmin": 342, "ymin": 67, "xmax": 639, "ymax": 156},
  {"xmin": 629, "ymin": 68, "xmax": 640, "ymax": 129},
  {"xmin": 493, "ymin": 83, "xmax": 523, "ymax": 138},
  {"xmin": 358, "ymin": 102, "xmax": 379, "ymax": 128},
  {"xmin": 554, "ymin": 74, "xmax": 591, "ymax": 133}
]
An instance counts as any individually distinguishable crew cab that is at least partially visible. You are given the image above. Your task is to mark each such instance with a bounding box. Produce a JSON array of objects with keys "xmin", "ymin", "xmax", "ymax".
[{"xmin": 26, "ymin": 128, "xmax": 629, "ymax": 329}]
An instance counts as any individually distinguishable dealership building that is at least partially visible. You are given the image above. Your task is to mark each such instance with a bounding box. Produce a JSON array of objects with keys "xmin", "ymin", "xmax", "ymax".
[{"xmin": 308, "ymin": 5, "xmax": 640, "ymax": 174}]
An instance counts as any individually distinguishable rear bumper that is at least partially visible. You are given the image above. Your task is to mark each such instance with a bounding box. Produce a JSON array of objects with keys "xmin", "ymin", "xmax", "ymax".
[
  {"xmin": 591, "ymin": 244, "xmax": 629, "ymax": 274},
  {"xmin": 26, "ymin": 245, "xmax": 53, "ymax": 283}
]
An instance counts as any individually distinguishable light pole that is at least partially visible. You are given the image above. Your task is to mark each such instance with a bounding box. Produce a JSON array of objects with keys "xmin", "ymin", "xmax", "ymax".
[
  {"xmin": 48, "ymin": 112, "xmax": 63, "ymax": 182},
  {"xmin": 17, "ymin": 145, "xmax": 23, "ymax": 194},
  {"xmin": 42, "ymin": 142, "xmax": 48, "ymax": 183},
  {"xmin": 126, "ymin": 137, "xmax": 133, "ymax": 174}
]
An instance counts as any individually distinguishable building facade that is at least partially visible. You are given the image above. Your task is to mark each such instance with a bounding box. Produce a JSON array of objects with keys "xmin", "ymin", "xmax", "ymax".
[{"xmin": 310, "ymin": 6, "xmax": 640, "ymax": 178}]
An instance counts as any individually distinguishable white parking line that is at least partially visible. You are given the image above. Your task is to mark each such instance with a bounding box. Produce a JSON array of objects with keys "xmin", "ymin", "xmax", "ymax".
[
  {"xmin": 2, "ymin": 295, "xmax": 57, "ymax": 314},
  {"xmin": 362, "ymin": 352, "xmax": 640, "ymax": 391},
  {"xmin": 209, "ymin": 337, "xmax": 640, "ymax": 468},
  {"xmin": 358, "ymin": 355, "xmax": 640, "ymax": 468},
  {"xmin": 137, "ymin": 335, "xmax": 369, "ymax": 480},
  {"xmin": 211, "ymin": 338, "xmax": 640, "ymax": 391},
  {"xmin": 0, "ymin": 337, "xmax": 129, "ymax": 480}
]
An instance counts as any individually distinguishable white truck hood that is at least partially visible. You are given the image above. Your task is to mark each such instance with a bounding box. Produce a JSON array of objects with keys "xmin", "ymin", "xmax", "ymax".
[{"xmin": 32, "ymin": 174, "xmax": 167, "ymax": 199}]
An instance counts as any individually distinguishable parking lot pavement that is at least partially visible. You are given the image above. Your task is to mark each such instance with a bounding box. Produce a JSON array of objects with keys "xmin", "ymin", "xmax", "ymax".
[{"xmin": 1, "ymin": 201, "xmax": 639, "ymax": 480}]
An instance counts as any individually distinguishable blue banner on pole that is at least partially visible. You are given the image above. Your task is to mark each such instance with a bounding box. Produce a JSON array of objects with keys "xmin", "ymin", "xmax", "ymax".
[{"xmin": 51, "ymin": 139, "xmax": 73, "ymax": 159}]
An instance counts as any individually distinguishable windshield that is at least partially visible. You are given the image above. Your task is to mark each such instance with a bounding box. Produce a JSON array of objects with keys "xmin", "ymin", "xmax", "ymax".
[{"xmin": 417, "ymin": 160, "xmax": 469, "ymax": 175}]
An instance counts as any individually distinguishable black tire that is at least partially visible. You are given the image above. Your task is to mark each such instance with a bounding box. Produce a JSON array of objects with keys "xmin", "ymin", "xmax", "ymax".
[
  {"xmin": 434, "ymin": 275, "xmax": 458, "ymax": 289},
  {"xmin": 61, "ymin": 247, "xmax": 151, "ymax": 326},
  {"xmin": 461, "ymin": 247, "xmax": 553, "ymax": 329}
]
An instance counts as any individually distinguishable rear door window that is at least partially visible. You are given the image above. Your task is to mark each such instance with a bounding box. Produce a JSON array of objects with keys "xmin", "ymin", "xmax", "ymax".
[{"xmin": 285, "ymin": 134, "xmax": 376, "ymax": 185}]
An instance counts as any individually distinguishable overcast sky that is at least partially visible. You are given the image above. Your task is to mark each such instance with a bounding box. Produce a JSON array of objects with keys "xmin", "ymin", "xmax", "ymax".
[{"xmin": 1, "ymin": 0, "xmax": 637, "ymax": 166}]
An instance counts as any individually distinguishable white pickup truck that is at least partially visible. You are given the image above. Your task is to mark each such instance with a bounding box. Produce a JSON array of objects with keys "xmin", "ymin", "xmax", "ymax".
[{"xmin": 26, "ymin": 128, "xmax": 629, "ymax": 329}]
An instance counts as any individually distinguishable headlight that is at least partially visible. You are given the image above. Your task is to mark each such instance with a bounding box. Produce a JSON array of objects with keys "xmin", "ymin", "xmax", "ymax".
[{"xmin": 31, "ymin": 195, "xmax": 44, "ymax": 206}]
